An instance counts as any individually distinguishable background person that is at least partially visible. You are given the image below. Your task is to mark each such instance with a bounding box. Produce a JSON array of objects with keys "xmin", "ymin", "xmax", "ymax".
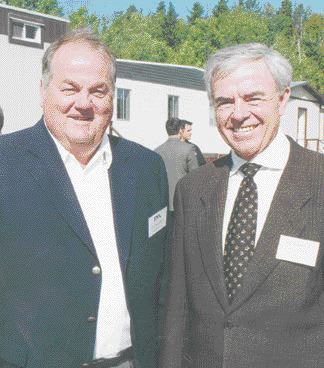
[
  {"xmin": 179, "ymin": 119, "xmax": 206, "ymax": 166},
  {"xmin": 155, "ymin": 117, "xmax": 199, "ymax": 213}
]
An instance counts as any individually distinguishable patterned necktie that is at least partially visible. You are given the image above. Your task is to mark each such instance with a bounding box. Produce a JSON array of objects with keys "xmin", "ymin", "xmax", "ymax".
[{"xmin": 224, "ymin": 162, "xmax": 261, "ymax": 303}]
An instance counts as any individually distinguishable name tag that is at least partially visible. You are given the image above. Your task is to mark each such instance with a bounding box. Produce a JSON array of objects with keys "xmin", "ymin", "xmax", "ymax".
[
  {"xmin": 148, "ymin": 207, "xmax": 167, "ymax": 238},
  {"xmin": 276, "ymin": 235, "xmax": 320, "ymax": 267}
]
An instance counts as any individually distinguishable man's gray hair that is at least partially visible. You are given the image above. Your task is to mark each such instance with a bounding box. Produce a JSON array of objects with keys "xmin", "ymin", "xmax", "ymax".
[
  {"xmin": 42, "ymin": 28, "xmax": 116, "ymax": 91},
  {"xmin": 204, "ymin": 43, "xmax": 292, "ymax": 99}
]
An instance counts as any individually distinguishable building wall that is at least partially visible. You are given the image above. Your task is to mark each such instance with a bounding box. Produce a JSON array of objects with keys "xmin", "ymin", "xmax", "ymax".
[
  {"xmin": 0, "ymin": 34, "xmax": 49, "ymax": 133},
  {"xmin": 113, "ymin": 78, "xmax": 230, "ymax": 154},
  {"xmin": 281, "ymin": 86, "xmax": 322, "ymax": 151},
  {"xmin": 0, "ymin": 5, "xmax": 68, "ymax": 134}
]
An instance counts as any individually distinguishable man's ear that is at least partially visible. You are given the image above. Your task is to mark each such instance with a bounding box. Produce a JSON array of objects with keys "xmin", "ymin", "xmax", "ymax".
[{"xmin": 279, "ymin": 87, "xmax": 291, "ymax": 116}]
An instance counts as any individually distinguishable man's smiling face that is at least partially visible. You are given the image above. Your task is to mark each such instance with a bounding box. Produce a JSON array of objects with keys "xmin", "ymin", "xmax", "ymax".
[
  {"xmin": 212, "ymin": 60, "xmax": 290, "ymax": 160},
  {"xmin": 41, "ymin": 42, "xmax": 114, "ymax": 156}
]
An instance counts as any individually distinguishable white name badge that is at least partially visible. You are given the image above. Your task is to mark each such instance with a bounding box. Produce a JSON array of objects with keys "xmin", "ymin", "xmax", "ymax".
[
  {"xmin": 276, "ymin": 235, "xmax": 320, "ymax": 267},
  {"xmin": 148, "ymin": 207, "xmax": 167, "ymax": 238}
]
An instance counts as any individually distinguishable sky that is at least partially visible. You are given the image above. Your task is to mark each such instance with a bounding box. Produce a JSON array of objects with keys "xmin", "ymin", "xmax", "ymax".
[{"xmin": 60, "ymin": 0, "xmax": 323, "ymax": 19}]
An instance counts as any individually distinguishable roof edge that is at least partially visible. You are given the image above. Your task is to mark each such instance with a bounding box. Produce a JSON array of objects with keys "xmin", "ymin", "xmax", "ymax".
[
  {"xmin": 0, "ymin": 3, "xmax": 69, "ymax": 22},
  {"xmin": 292, "ymin": 81, "xmax": 324, "ymax": 104},
  {"xmin": 117, "ymin": 58, "xmax": 204, "ymax": 72}
]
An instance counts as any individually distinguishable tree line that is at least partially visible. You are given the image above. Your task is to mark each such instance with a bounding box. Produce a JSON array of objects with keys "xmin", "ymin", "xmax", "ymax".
[{"xmin": 1, "ymin": 0, "xmax": 323, "ymax": 93}]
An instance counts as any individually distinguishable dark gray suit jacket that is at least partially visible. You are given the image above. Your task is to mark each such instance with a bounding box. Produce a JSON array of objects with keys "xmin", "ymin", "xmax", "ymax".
[
  {"xmin": 155, "ymin": 138, "xmax": 199, "ymax": 211},
  {"xmin": 160, "ymin": 139, "xmax": 324, "ymax": 368}
]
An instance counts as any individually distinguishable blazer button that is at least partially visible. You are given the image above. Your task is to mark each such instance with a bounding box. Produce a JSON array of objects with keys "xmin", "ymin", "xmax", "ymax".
[
  {"xmin": 87, "ymin": 316, "xmax": 96, "ymax": 322},
  {"xmin": 92, "ymin": 266, "xmax": 101, "ymax": 275}
]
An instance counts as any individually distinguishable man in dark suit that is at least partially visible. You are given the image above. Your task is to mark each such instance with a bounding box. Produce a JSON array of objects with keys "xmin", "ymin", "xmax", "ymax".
[
  {"xmin": 160, "ymin": 43, "xmax": 324, "ymax": 368},
  {"xmin": 0, "ymin": 29, "xmax": 169, "ymax": 368}
]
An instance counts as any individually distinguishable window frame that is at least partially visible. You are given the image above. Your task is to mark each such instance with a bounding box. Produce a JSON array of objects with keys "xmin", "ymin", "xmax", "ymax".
[
  {"xmin": 168, "ymin": 95, "xmax": 179, "ymax": 119},
  {"xmin": 8, "ymin": 15, "xmax": 44, "ymax": 49},
  {"xmin": 117, "ymin": 88, "xmax": 130, "ymax": 121}
]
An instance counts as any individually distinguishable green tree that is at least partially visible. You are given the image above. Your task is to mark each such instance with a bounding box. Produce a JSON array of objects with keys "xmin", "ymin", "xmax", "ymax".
[
  {"xmin": 69, "ymin": 6, "xmax": 102, "ymax": 34},
  {"xmin": 212, "ymin": 0, "xmax": 229, "ymax": 17},
  {"xmin": 3, "ymin": 0, "xmax": 62, "ymax": 15},
  {"xmin": 162, "ymin": 2, "xmax": 180, "ymax": 47},
  {"xmin": 215, "ymin": 8, "xmax": 269, "ymax": 46},
  {"xmin": 102, "ymin": 11, "xmax": 172, "ymax": 62},
  {"xmin": 126, "ymin": 5, "xmax": 138, "ymax": 14},
  {"xmin": 156, "ymin": 1, "xmax": 166, "ymax": 15},
  {"xmin": 245, "ymin": 0, "xmax": 261, "ymax": 13},
  {"xmin": 278, "ymin": 0, "xmax": 292, "ymax": 18},
  {"xmin": 35, "ymin": 0, "xmax": 63, "ymax": 16},
  {"xmin": 173, "ymin": 17, "xmax": 218, "ymax": 66},
  {"xmin": 262, "ymin": 2, "xmax": 276, "ymax": 18},
  {"xmin": 187, "ymin": 2, "xmax": 204, "ymax": 24}
]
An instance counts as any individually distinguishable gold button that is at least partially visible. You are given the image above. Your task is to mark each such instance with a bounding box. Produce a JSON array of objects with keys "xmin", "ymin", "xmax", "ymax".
[
  {"xmin": 87, "ymin": 316, "xmax": 96, "ymax": 322},
  {"xmin": 92, "ymin": 266, "xmax": 101, "ymax": 275}
]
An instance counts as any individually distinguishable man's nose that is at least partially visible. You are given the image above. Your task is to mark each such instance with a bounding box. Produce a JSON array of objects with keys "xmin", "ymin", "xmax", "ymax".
[
  {"xmin": 74, "ymin": 91, "xmax": 92, "ymax": 109},
  {"xmin": 231, "ymin": 99, "xmax": 250, "ymax": 121}
]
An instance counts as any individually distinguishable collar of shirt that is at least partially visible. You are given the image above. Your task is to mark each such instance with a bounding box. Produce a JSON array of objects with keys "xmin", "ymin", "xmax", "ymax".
[
  {"xmin": 46, "ymin": 127, "xmax": 112, "ymax": 171},
  {"xmin": 229, "ymin": 128, "xmax": 290, "ymax": 177}
]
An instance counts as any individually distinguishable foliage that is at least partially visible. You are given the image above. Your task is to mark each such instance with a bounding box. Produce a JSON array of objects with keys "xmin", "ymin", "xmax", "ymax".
[
  {"xmin": 3, "ymin": 0, "xmax": 62, "ymax": 16},
  {"xmin": 212, "ymin": 0, "xmax": 229, "ymax": 18},
  {"xmin": 187, "ymin": 2, "xmax": 204, "ymax": 24},
  {"xmin": 6, "ymin": 0, "xmax": 323, "ymax": 93}
]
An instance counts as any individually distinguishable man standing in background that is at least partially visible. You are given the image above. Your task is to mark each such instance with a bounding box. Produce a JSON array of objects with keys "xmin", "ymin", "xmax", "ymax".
[
  {"xmin": 0, "ymin": 29, "xmax": 169, "ymax": 368},
  {"xmin": 155, "ymin": 117, "xmax": 198, "ymax": 213},
  {"xmin": 179, "ymin": 119, "xmax": 206, "ymax": 166}
]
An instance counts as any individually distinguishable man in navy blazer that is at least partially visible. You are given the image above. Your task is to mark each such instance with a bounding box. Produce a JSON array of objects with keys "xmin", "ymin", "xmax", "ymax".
[{"xmin": 0, "ymin": 30, "xmax": 169, "ymax": 368}]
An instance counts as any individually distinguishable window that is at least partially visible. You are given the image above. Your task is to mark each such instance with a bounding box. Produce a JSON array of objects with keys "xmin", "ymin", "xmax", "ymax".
[
  {"xmin": 117, "ymin": 88, "xmax": 130, "ymax": 120},
  {"xmin": 9, "ymin": 17, "xmax": 43, "ymax": 48},
  {"xmin": 168, "ymin": 95, "xmax": 179, "ymax": 118},
  {"xmin": 297, "ymin": 107, "xmax": 307, "ymax": 147}
]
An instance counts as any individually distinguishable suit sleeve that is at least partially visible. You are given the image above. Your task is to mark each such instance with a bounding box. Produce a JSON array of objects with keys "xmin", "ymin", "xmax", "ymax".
[
  {"xmin": 159, "ymin": 181, "xmax": 186, "ymax": 368},
  {"xmin": 186, "ymin": 146, "xmax": 199, "ymax": 173}
]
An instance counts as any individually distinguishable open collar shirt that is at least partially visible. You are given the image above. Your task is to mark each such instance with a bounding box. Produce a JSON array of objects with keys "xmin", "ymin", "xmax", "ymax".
[{"xmin": 48, "ymin": 129, "xmax": 131, "ymax": 358}]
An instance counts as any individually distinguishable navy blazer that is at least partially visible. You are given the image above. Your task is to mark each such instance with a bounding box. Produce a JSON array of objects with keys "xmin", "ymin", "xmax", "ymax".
[{"xmin": 0, "ymin": 119, "xmax": 169, "ymax": 368}]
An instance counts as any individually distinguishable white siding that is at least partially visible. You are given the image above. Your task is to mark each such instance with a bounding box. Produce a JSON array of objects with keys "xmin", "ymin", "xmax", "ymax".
[
  {"xmin": 281, "ymin": 86, "xmax": 321, "ymax": 148},
  {"xmin": 0, "ymin": 34, "xmax": 47, "ymax": 133},
  {"xmin": 113, "ymin": 78, "xmax": 229, "ymax": 154}
]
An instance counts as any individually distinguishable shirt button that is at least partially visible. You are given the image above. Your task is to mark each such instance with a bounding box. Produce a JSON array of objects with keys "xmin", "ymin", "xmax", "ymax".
[
  {"xmin": 87, "ymin": 316, "xmax": 96, "ymax": 322},
  {"xmin": 81, "ymin": 364, "xmax": 89, "ymax": 367},
  {"xmin": 92, "ymin": 266, "xmax": 101, "ymax": 275}
]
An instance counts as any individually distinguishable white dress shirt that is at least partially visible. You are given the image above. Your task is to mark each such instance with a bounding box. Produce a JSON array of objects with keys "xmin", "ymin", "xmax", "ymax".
[
  {"xmin": 222, "ymin": 129, "xmax": 290, "ymax": 252},
  {"xmin": 48, "ymin": 131, "xmax": 131, "ymax": 358}
]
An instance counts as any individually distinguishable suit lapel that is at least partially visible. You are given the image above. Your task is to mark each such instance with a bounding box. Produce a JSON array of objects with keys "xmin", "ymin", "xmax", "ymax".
[
  {"xmin": 20, "ymin": 119, "xmax": 97, "ymax": 257},
  {"xmin": 197, "ymin": 156, "xmax": 231, "ymax": 312},
  {"xmin": 230, "ymin": 140, "xmax": 313, "ymax": 311},
  {"xmin": 109, "ymin": 136, "xmax": 138, "ymax": 272}
]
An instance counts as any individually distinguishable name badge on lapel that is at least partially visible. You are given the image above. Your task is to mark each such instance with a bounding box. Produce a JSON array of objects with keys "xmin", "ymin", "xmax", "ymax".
[
  {"xmin": 148, "ymin": 207, "xmax": 167, "ymax": 238},
  {"xmin": 276, "ymin": 235, "xmax": 320, "ymax": 267}
]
